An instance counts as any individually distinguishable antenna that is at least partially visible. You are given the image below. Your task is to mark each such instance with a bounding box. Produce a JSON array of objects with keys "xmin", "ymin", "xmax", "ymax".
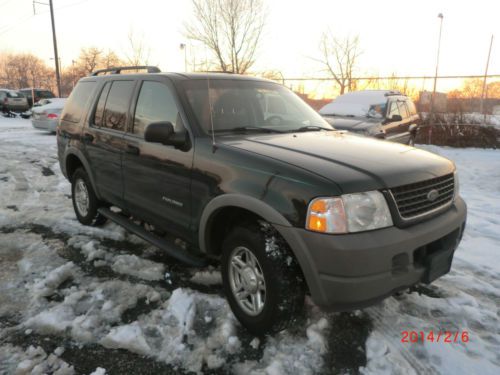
[{"xmin": 207, "ymin": 76, "xmax": 216, "ymax": 151}]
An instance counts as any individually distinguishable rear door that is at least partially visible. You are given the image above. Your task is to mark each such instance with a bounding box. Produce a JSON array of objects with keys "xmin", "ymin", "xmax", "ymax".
[
  {"xmin": 122, "ymin": 77, "xmax": 194, "ymax": 239},
  {"xmin": 83, "ymin": 79, "xmax": 136, "ymax": 207}
]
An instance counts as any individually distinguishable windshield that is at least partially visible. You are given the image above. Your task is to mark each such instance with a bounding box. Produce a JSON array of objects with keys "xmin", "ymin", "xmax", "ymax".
[{"xmin": 182, "ymin": 79, "xmax": 333, "ymax": 134}]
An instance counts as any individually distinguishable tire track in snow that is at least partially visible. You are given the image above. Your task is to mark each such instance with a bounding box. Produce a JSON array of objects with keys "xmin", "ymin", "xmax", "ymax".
[{"xmin": 366, "ymin": 302, "xmax": 439, "ymax": 375}]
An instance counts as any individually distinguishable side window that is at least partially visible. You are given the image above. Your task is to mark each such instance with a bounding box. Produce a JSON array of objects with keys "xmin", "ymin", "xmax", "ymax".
[
  {"xmin": 133, "ymin": 81, "xmax": 181, "ymax": 136},
  {"xmin": 93, "ymin": 82, "xmax": 111, "ymax": 127},
  {"xmin": 406, "ymin": 100, "xmax": 417, "ymax": 116},
  {"xmin": 102, "ymin": 80, "xmax": 135, "ymax": 132},
  {"xmin": 398, "ymin": 101, "xmax": 409, "ymax": 119},
  {"xmin": 387, "ymin": 101, "xmax": 400, "ymax": 119},
  {"xmin": 61, "ymin": 81, "xmax": 97, "ymax": 123}
]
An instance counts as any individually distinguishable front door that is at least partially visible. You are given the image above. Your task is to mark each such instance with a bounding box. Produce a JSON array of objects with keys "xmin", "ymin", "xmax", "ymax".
[
  {"xmin": 384, "ymin": 99, "xmax": 406, "ymax": 143},
  {"xmin": 84, "ymin": 79, "xmax": 136, "ymax": 206},
  {"xmin": 122, "ymin": 78, "xmax": 194, "ymax": 239}
]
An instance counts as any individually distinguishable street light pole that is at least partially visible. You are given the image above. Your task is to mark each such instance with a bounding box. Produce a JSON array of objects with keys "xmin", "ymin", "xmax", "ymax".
[
  {"xmin": 49, "ymin": 0, "xmax": 61, "ymax": 97},
  {"xmin": 479, "ymin": 34, "xmax": 494, "ymax": 123},
  {"xmin": 429, "ymin": 13, "xmax": 444, "ymax": 125},
  {"xmin": 179, "ymin": 43, "xmax": 188, "ymax": 72}
]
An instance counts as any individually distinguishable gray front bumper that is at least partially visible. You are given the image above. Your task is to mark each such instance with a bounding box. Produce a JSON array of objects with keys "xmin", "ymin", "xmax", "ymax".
[{"xmin": 275, "ymin": 196, "xmax": 467, "ymax": 309}]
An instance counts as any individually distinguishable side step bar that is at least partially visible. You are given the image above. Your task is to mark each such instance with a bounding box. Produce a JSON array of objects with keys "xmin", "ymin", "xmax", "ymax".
[{"xmin": 98, "ymin": 208, "xmax": 207, "ymax": 267}]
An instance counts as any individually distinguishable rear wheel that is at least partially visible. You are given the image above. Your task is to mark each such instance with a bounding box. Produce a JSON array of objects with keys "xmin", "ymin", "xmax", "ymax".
[
  {"xmin": 71, "ymin": 168, "xmax": 106, "ymax": 226},
  {"xmin": 221, "ymin": 222, "xmax": 305, "ymax": 335}
]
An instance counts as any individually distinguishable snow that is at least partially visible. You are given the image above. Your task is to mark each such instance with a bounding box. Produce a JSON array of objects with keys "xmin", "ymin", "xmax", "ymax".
[
  {"xmin": 189, "ymin": 267, "xmax": 222, "ymax": 285},
  {"xmin": 0, "ymin": 345, "xmax": 75, "ymax": 375},
  {"xmin": 0, "ymin": 117, "xmax": 499, "ymax": 374}
]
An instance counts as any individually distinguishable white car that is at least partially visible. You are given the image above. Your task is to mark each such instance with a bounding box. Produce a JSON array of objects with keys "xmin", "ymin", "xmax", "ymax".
[{"xmin": 31, "ymin": 98, "xmax": 67, "ymax": 133}]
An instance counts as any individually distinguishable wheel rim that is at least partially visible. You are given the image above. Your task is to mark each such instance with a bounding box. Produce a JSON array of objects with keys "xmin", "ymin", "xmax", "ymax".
[
  {"xmin": 74, "ymin": 178, "xmax": 90, "ymax": 217},
  {"xmin": 228, "ymin": 246, "xmax": 266, "ymax": 316}
]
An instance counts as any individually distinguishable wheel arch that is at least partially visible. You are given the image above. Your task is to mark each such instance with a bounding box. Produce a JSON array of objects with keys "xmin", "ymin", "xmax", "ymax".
[
  {"xmin": 64, "ymin": 148, "xmax": 101, "ymax": 200},
  {"xmin": 199, "ymin": 194, "xmax": 291, "ymax": 255}
]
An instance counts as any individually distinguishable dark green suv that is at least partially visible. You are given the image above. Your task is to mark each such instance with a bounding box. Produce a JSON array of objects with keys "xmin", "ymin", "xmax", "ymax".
[{"xmin": 57, "ymin": 66, "xmax": 467, "ymax": 334}]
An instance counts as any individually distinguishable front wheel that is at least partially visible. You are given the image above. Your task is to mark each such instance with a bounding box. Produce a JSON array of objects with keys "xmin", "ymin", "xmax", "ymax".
[
  {"xmin": 221, "ymin": 223, "xmax": 305, "ymax": 335},
  {"xmin": 71, "ymin": 168, "xmax": 106, "ymax": 226}
]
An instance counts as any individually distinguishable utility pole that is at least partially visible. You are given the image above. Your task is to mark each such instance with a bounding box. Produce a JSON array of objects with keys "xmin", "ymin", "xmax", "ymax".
[
  {"xmin": 34, "ymin": 0, "xmax": 61, "ymax": 97},
  {"xmin": 429, "ymin": 13, "xmax": 444, "ymax": 125},
  {"xmin": 479, "ymin": 34, "xmax": 494, "ymax": 124},
  {"xmin": 49, "ymin": 0, "xmax": 61, "ymax": 97}
]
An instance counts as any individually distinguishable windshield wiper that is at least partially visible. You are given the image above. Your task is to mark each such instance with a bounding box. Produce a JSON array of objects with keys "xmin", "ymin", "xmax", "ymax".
[
  {"xmin": 213, "ymin": 126, "xmax": 284, "ymax": 134},
  {"xmin": 293, "ymin": 125, "xmax": 333, "ymax": 132}
]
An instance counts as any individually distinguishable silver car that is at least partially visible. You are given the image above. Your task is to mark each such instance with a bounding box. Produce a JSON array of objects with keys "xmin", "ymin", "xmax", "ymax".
[
  {"xmin": 31, "ymin": 98, "xmax": 67, "ymax": 133},
  {"xmin": 0, "ymin": 89, "xmax": 29, "ymax": 112}
]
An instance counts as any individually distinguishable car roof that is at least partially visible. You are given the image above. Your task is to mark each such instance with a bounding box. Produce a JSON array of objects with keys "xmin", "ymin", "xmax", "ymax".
[
  {"xmin": 319, "ymin": 90, "xmax": 408, "ymax": 116},
  {"xmin": 79, "ymin": 72, "xmax": 274, "ymax": 84}
]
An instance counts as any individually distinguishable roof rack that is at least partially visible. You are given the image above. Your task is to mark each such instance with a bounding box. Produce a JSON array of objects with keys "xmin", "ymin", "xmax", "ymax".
[
  {"xmin": 384, "ymin": 90, "xmax": 403, "ymax": 96},
  {"xmin": 90, "ymin": 66, "xmax": 161, "ymax": 76}
]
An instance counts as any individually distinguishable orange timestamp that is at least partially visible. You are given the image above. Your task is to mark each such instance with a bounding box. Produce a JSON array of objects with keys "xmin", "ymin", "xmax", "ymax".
[{"xmin": 401, "ymin": 330, "xmax": 469, "ymax": 343}]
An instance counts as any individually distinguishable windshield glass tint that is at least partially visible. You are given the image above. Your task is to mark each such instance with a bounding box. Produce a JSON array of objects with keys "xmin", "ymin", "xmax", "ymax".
[{"xmin": 182, "ymin": 79, "xmax": 332, "ymax": 133}]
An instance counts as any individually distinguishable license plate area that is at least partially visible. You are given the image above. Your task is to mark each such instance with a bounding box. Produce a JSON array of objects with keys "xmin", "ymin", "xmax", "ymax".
[{"xmin": 413, "ymin": 228, "xmax": 461, "ymax": 283}]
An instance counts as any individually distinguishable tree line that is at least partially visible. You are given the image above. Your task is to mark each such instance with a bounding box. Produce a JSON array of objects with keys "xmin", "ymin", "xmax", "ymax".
[{"xmin": 1, "ymin": 0, "xmax": 497, "ymax": 101}]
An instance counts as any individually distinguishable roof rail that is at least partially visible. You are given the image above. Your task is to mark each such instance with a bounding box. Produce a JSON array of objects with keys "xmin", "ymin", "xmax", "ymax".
[
  {"xmin": 90, "ymin": 66, "xmax": 161, "ymax": 76},
  {"xmin": 384, "ymin": 90, "xmax": 403, "ymax": 96}
]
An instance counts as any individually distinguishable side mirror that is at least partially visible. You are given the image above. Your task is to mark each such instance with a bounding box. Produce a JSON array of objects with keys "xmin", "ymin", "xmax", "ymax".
[
  {"xmin": 144, "ymin": 121, "xmax": 185, "ymax": 147},
  {"xmin": 389, "ymin": 114, "xmax": 402, "ymax": 122}
]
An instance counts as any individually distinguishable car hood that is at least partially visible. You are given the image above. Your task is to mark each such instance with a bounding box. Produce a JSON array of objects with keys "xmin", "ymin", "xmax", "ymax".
[
  {"xmin": 323, "ymin": 116, "xmax": 381, "ymax": 131},
  {"xmin": 220, "ymin": 131, "xmax": 454, "ymax": 193}
]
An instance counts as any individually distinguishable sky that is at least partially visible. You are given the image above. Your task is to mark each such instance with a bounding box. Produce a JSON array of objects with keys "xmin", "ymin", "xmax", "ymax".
[{"xmin": 0, "ymin": 0, "xmax": 499, "ymax": 93}]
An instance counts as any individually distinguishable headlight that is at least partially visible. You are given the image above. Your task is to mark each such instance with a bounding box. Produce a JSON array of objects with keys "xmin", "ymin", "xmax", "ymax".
[{"xmin": 306, "ymin": 191, "xmax": 393, "ymax": 234}]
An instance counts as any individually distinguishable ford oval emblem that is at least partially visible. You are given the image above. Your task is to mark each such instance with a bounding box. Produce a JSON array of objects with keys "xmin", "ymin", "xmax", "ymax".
[{"xmin": 427, "ymin": 189, "xmax": 439, "ymax": 202}]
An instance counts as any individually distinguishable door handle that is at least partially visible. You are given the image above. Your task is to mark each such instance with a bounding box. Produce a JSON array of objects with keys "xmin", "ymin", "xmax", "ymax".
[
  {"xmin": 82, "ymin": 133, "xmax": 94, "ymax": 143},
  {"xmin": 126, "ymin": 144, "xmax": 140, "ymax": 155}
]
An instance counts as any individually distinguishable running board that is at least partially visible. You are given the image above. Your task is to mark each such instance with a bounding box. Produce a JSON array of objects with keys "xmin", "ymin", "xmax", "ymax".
[{"xmin": 98, "ymin": 208, "xmax": 207, "ymax": 267}]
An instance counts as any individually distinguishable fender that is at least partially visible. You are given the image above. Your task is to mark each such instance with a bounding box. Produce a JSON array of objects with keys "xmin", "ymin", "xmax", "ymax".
[
  {"xmin": 198, "ymin": 193, "xmax": 291, "ymax": 253},
  {"xmin": 198, "ymin": 193, "xmax": 325, "ymax": 303},
  {"xmin": 64, "ymin": 147, "xmax": 101, "ymax": 200}
]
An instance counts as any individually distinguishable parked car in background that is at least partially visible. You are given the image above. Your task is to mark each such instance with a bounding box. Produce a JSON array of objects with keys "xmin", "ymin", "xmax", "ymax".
[
  {"xmin": 319, "ymin": 90, "xmax": 420, "ymax": 145},
  {"xmin": 31, "ymin": 98, "xmax": 67, "ymax": 133},
  {"xmin": 19, "ymin": 88, "xmax": 56, "ymax": 107},
  {"xmin": 0, "ymin": 89, "xmax": 30, "ymax": 113}
]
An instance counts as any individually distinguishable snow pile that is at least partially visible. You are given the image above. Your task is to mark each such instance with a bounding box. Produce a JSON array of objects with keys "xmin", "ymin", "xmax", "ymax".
[
  {"xmin": 189, "ymin": 267, "xmax": 222, "ymax": 286},
  {"xmin": 69, "ymin": 237, "xmax": 166, "ymax": 281},
  {"xmin": 33, "ymin": 262, "xmax": 76, "ymax": 298},
  {"xmin": 26, "ymin": 280, "xmax": 162, "ymax": 343},
  {"xmin": 111, "ymin": 254, "xmax": 165, "ymax": 281},
  {"xmin": 101, "ymin": 288, "xmax": 241, "ymax": 373},
  {"xmin": 0, "ymin": 345, "xmax": 74, "ymax": 375},
  {"xmin": 89, "ymin": 367, "xmax": 107, "ymax": 375},
  {"xmin": 234, "ymin": 318, "xmax": 329, "ymax": 375}
]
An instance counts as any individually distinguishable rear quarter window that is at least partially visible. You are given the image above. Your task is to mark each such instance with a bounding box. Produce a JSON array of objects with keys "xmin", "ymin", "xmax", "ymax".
[{"xmin": 61, "ymin": 81, "xmax": 97, "ymax": 123}]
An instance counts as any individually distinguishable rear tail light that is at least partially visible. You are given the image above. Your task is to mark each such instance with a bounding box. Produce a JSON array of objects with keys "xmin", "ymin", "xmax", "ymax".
[{"xmin": 47, "ymin": 113, "xmax": 58, "ymax": 119}]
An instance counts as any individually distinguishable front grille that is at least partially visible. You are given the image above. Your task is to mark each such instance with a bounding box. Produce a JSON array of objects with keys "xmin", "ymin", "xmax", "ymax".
[{"xmin": 390, "ymin": 173, "xmax": 455, "ymax": 219}]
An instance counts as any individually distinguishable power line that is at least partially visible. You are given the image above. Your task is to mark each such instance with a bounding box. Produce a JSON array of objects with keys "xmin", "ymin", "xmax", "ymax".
[{"xmin": 0, "ymin": 0, "xmax": 90, "ymax": 37}]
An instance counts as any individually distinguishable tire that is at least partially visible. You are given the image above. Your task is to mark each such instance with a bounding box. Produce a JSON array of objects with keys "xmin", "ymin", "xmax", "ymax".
[
  {"xmin": 71, "ymin": 168, "xmax": 106, "ymax": 226},
  {"xmin": 408, "ymin": 134, "xmax": 416, "ymax": 146},
  {"xmin": 221, "ymin": 222, "xmax": 305, "ymax": 335}
]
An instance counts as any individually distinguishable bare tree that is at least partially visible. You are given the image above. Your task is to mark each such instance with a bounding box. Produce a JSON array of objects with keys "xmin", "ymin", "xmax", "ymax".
[
  {"xmin": 315, "ymin": 31, "xmax": 361, "ymax": 95},
  {"xmin": 124, "ymin": 29, "xmax": 151, "ymax": 66},
  {"xmin": 0, "ymin": 53, "xmax": 53, "ymax": 90},
  {"xmin": 77, "ymin": 47, "xmax": 104, "ymax": 75},
  {"xmin": 184, "ymin": 0, "xmax": 266, "ymax": 74}
]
